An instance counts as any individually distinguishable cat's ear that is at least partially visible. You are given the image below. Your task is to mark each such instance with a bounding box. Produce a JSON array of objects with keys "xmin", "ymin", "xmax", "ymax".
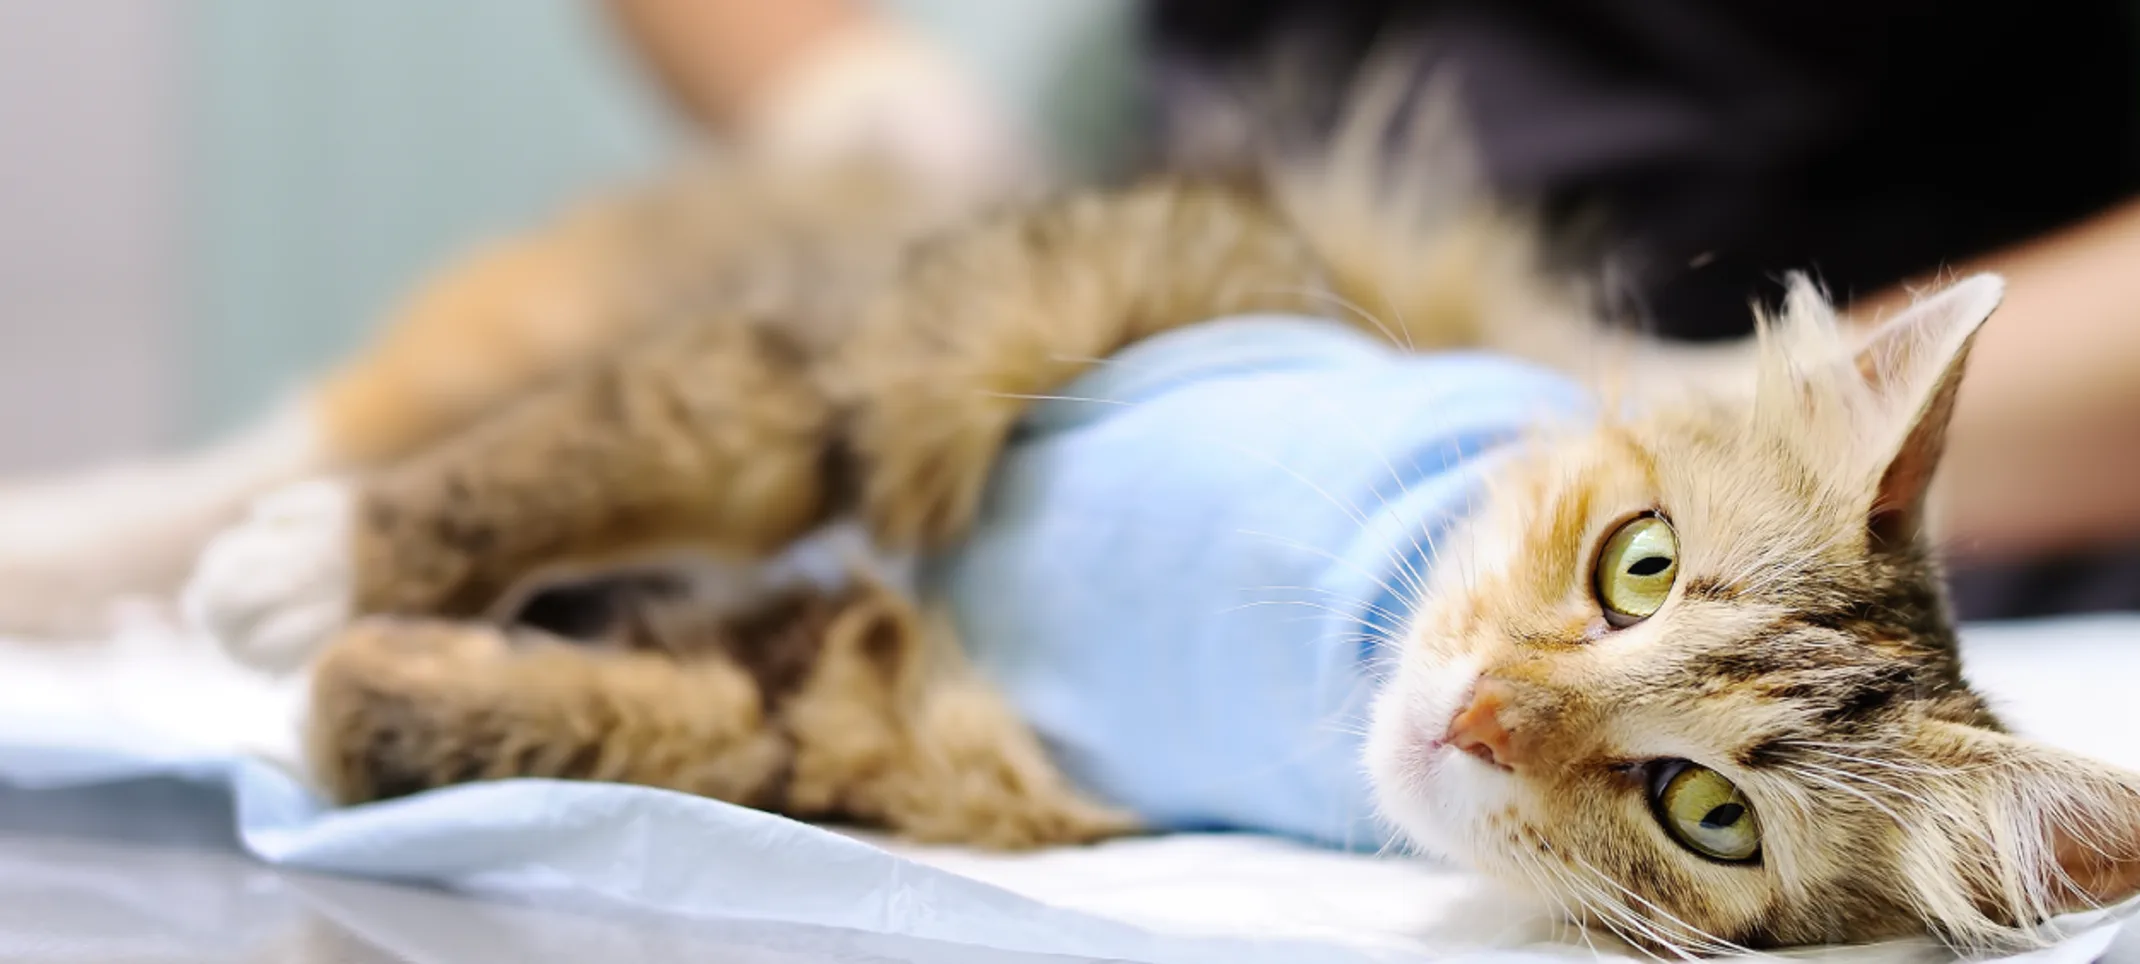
[
  {"xmin": 1851, "ymin": 274, "xmax": 2005, "ymax": 547},
  {"xmin": 1913, "ymin": 721, "xmax": 2140, "ymax": 933}
]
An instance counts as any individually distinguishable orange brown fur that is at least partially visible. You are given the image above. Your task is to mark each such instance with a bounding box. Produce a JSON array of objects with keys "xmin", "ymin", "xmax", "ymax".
[
  {"xmin": 350, "ymin": 318, "xmax": 838, "ymax": 618},
  {"xmin": 310, "ymin": 159, "xmax": 971, "ymax": 471},
  {"xmin": 312, "ymin": 205, "xmax": 641, "ymax": 467},
  {"xmin": 310, "ymin": 578, "xmax": 1132, "ymax": 849}
]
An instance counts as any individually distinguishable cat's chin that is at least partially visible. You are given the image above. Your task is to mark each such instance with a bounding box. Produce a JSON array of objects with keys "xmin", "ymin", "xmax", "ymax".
[{"xmin": 1376, "ymin": 743, "xmax": 1516, "ymax": 867}]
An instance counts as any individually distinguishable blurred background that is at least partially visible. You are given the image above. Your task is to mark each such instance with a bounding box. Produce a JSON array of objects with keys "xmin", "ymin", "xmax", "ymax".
[
  {"xmin": 0, "ymin": 0, "xmax": 1138, "ymax": 471},
  {"xmin": 3, "ymin": 1, "xmax": 2140, "ymax": 618}
]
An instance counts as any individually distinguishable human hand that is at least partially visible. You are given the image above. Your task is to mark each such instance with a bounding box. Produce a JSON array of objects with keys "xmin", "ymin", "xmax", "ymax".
[{"xmin": 739, "ymin": 19, "xmax": 1037, "ymax": 196}]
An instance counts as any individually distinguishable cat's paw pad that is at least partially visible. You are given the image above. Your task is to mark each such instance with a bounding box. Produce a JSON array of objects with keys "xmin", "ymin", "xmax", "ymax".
[{"xmin": 183, "ymin": 479, "xmax": 357, "ymax": 673}]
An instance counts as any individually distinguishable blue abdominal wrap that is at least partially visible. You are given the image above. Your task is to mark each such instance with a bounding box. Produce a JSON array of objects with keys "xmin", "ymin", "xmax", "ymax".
[{"xmin": 931, "ymin": 315, "xmax": 1592, "ymax": 849}]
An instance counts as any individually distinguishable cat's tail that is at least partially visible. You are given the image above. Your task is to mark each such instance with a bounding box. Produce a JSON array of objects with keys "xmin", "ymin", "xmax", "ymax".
[{"xmin": 1257, "ymin": 55, "xmax": 1753, "ymax": 392}]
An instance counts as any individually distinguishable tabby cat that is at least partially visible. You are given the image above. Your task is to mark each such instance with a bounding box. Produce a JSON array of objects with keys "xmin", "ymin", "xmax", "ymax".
[{"xmin": 4, "ymin": 88, "xmax": 2138, "ymax": 955}]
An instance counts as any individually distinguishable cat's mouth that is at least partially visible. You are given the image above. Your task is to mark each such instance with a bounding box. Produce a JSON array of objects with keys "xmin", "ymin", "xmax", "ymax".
[
  {"xmin": 1453, "ymin": 740, "xmax": 1508, "ymax": 770},
  {"xmin": 1366, "ymin": 650, "xmax": 1530, "ymax": 866},
  {"xmin": 1367, "ymin": 658, "xmax": 1511, "ymax": 796}
]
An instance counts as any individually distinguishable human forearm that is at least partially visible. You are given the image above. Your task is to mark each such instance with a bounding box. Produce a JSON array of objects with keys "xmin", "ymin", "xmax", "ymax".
[
  {"xmin": 605, "ymin": 0, "xmax": 864, "ymax": 132},
  {"xmin": 601, "ymin": 0, "xmax": 1030, "ymax": 191}
]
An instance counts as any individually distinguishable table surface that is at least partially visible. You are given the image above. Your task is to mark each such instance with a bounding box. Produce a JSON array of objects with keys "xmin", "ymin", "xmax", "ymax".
[{"xmin": 0, "ymin": 831, "xmax": 1110, "ymax": 964}]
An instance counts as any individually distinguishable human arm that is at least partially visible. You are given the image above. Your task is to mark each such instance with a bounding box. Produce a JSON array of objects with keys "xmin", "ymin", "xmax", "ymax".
[{"xmin": 602, "ymin": 0, "xmax": 1031, "ymax": 190}]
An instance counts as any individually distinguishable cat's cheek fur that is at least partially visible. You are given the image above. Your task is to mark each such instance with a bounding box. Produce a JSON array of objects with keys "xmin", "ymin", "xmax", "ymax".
[{"xmin": 184, "ymin": 478, "xmax": 358, "ymax": 674}]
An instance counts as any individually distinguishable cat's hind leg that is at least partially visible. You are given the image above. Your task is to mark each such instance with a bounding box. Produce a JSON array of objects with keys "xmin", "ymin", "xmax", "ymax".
[
  {"xmin": 307, "ymin": 617, "xmax": 791, "ymax": 806},
  {"xmin": 307, "ymin": 582, "xmax": 1133, "ymax": 848},
  {"xmin": 765, "ymin": 587, "xmax": 1138, "ymax": 848}
]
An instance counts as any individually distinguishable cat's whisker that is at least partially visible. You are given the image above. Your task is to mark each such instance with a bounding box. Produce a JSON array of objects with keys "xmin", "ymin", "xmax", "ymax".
[
  {"xmin": 1527, "ymin": 851, "xmax": 1637, "ymax": 948},
  {"xmin": 1238, "ymin": 582, "xmax": 1386, "ymax": 603},
  {"xmin": 1797, "ymin": 762, "xmax": 2011, "ymax": 865},
  {"xmin": 1581, "ymin": 893, "xmax": 1706, "ymax": 960},
  {"xmin": 1337, "ymin": 641, "xmax": 1407, "ymax": 680},
  {"xmin": 2024, "ymin": 816, "xmax": 2105, "ymax": 919},
  {"xmin": 1309, "ymin": 631, "xmax": 1407, "ymax": 663},
  {"xmin": 1235, "ymin": 584, "xmax": 1409, "ymax": 626},
  {"xmin": 2023, "ymin": 787, "xmax": 2132, "ymax": 896},
  {"xmin": 972, "ymin": 390, "xmax": 1132, "ymax": 407},
  {"xmin": 1242, "ymin": 446, "xmax": 1438, "ymax": 602},
  {"xmin": 1415, "ymin": 513, "xmax": 1447, "ymax": 597},
  {"xmin": 1508, "ymin": 847, "xmax": 1592, "ymax": 952},
  {"xmin": 1787, "ymin": 741, "xmax": 1994, "ymax": 775},
  {"xmin": 1783, "ymin": 765, "xmax": 1906, "ymax": 826},
  {"xmin": 1215, "ymin": 280, "xmax": 1446, "ymax": 516},
  {"xmin": 1227, "ymin": 615, "xmax": 1400, "ymax": 654},
  {"xmin": 1216, "ymin": 442, "xmax": 1436, "ymax": 604},
  {"xmin": 1508, "ymin": 850, "xmax": 1597, "ymax": 952},
  {"xmin": 1726, "ymin": 523, "xmax": 1862, "ymax": 600},
  {"xmin": 1717, "ymin": 516, "xmax": 1854, "ymax": 597},
  {"xmin": 1324, "ymin": 720, "xmax": 1378, "ymax": 740},
  {"xmin": 1536, "ymin": 852, "xmax": 1683, "ymax": 961},
  {"xmin": 1218, "ymin": 597, "xmax": 1377, "ymax": 627},
  {"xmin": 1042, "ymin": 351, "xmax": 1118, "ymax": 366},
  {"xmin": 1567, "ymin": 851, "xmax": 1759, "ymax": 958},
  {"xmin": 1234, "ymin": 529, "xmax": 1421, "ymax": 609},
  {"xmin": 1797, "ymin": 746, "xmax": 1975, "ymax": 778},
  {"xmin": 1310, "ymin": 679, "xmax": 1388, "ymax": 744},
  {"xmin": 2045, "ymin": 795, "xmax": 2134, "ymax": 871},
  {"xmin": 1263, "ymin": 613, "xmax": 1377, "ymax": 633},
  {"xmin": 1459, "ymin": 482, "xmax": 1482, "ymax": 596},
  {"xmin": 1249, "ymin": 282, "xmax": 1412, "ymax": 351},
  {"xmin": 1790, "ymin": 760, "xmax": 1943, "ymax": 816},
  {"xmin": 1259, "ymin": 381, "xmax": 1450, "ymax": 602},
  {"xmin": 1357, "ymin": 262, "xmax": 1420, "ymax": 352},
  {"xmin": 1372, "ymin": 805, "xmax": 1426, "ymax": 858},
  {"xmin": 1561, "ymin": 877, "xmax": 1721, "ymax": 960},
  {"xmin": 1358, "ymin": 644, "xmax": 1405, "ymax": 677}
]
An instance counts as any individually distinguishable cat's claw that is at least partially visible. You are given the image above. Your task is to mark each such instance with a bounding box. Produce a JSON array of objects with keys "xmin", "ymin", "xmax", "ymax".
[{"xmin": 183, "ymin": 478, "xmax": 356, "ymax": 674}]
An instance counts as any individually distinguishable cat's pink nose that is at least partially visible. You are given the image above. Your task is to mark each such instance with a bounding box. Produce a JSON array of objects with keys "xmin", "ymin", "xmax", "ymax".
[{"xmin": 1444, "ymin": 679, "xmax": 1521, "ymax": 771}]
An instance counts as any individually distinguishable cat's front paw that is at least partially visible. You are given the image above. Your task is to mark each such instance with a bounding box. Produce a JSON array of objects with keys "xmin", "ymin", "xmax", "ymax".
[{"xmin": 183, "ymin": 479, "xmax": 357, "ymax": 673}]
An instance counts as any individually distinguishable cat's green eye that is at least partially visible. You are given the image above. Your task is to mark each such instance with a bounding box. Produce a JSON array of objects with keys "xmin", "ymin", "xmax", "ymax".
[
  {"xmin": 1594, "ymin": 515, "xmax": 1678, "ymax": 626},
  {"xmin": 1651, "ymin": 761, "xmax": 1761, "ymax": 862}
]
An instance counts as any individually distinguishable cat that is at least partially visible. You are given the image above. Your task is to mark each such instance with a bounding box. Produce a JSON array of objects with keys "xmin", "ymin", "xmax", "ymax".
[
  {"xmin": 0, "ymin": 158, "xmax": 971, "ymax": 639},
  {"xmin": 5, "ymin": 81, "xmax": 2139, "ymax": 956}
]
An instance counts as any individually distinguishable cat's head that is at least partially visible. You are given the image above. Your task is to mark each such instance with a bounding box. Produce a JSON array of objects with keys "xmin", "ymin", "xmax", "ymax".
[{"xmin": 1367, "ymin": 274, "xmax": 2140, "ymax": 952}]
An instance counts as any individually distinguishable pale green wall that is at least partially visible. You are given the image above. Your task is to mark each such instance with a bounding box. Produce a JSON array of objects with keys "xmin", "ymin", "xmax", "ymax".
[
  {"xmin": 185, "ymin": 1, "xmax": 1138, "ymax": 436},
  {"xmin": 188, "ymin": 1, "xmax": 676, "ymax": 432}
]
